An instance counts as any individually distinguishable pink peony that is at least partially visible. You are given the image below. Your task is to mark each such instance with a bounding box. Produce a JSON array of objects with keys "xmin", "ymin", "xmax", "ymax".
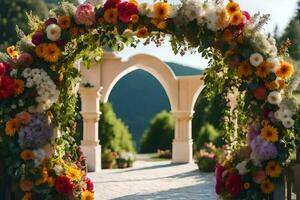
[
  {"xmin": 225, "ymin": 173, "xmax": 244, "ymax": 197},
  {"xmin": 75, "ymin": 3, "xmax": 96, "ymax": 26},
  {"xmin": 19, "ymin": 179, "xmax": 33, "ymax": 192},
  {"xmin": 117, "ymin": 1, "xmax": 138, "ymax": 23},
  {"xmin": 32, "ymin": 32, "xmax": 44, "ymax": 46},
  {"xmin": 103, "ymin": 0, "xmax": 121, "ymax": 10},
  {"xmin": 18, "ymin": 53, "xmax": 33, "ymax": 67},
  {"xmin": 0, "ymin": 62, "xmax": 10, "ymax": 75}
]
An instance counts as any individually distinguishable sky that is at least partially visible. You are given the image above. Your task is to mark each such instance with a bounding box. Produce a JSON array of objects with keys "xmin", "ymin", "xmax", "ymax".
[{"xmin": 81, "ymin": 0, "xmax": 298, "ymax": 69}]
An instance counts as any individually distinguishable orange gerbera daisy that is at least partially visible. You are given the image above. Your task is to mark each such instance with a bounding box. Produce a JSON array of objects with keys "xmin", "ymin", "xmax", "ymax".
[
  {"xmin": 261, "ymin": 179, "xmax": 275, "ymax": 194},
  {"xmin": 5, "ymin": 118, "xmax": 20, "ymax": 137},
  {"xmin": 153, "ymin": 2, "xmax": 170, "ymax": 19},
  {"xmin": 35, "ymin": 43, "xmax": 47, "ymax": 58},
  {"xmin": 276, "ymin": 61, "xmax": 294, "ymax": 79},
  {"xmin": 43, "ymin": 43, "xmax": 61, "ymax": 63},
  {"xmin": 14, "ymin": 79, "xmax": 25, "ymax": 96},
  {"xmin": 256, "ymin": 63, "xmax": 270, "ymax": 78},
  {"xmin": 261, "ymin": 125, "xmax": 278, "ymax": 142},
  {"xmin": 230, "ymin": 12, "xmax": 244, "ymax": 26},
  {"xmin": 20, "ymin": 149, "xmax": 35, "ymax": 160},
  {"xmin": 136, "ymin": 26, "xmax": 149, "ymax": 38},
  {"xmin": 104, "ymin": 8, "xmax": 118, "ymax": 24},
  {"xmin": 266, "ymin": 161, "xmax": 282, "ymax": 177},
  {"xmin": 237, "ymin": 62, "xmax": 253, "ymax": 77},
  {"xmin": 226, "ymin": 1, "xmax": 240, "ymax": 15},
  {"xmin": 58, "ymin": 16, "xmax": 71, "ymax": 29},
  {"xmin": 7, "ymin": 46, "xmax": 17, "ymax": 58}
]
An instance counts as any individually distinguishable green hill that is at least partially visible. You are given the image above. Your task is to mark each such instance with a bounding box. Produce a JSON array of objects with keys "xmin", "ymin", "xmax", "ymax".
[{"xmin": 108, "ymin": 62, "xmax": 202, "ymax": 148}]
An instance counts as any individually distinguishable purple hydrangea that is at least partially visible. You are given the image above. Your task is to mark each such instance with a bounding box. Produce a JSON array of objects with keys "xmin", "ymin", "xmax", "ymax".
[
  {"xmin": 250, "ymin": 136, "xmax": 278, "ymax": 160},
  {"xmin": 18, "ymin": 113, "xmax": 53, "ymax": 149},
  {"xmin": 247, "ymin": 123, "xmax": 260, "ymax": 145}
]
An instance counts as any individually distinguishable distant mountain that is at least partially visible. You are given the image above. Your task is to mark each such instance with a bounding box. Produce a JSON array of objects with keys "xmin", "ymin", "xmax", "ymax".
[{"xmin": 108, "ymin": 62, "xmax": 202, "ymax": 149}]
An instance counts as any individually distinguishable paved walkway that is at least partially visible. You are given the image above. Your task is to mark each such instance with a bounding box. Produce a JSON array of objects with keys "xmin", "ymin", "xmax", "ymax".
[{"xmin": 88, "ymin": 160, "xmax": 217, "ymax": 200}]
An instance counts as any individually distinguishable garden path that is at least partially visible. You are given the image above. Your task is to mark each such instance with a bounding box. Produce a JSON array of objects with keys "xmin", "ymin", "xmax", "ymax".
[{"xmin": 89, "ymin": 159, "xmax": 217, "ymax": 200}]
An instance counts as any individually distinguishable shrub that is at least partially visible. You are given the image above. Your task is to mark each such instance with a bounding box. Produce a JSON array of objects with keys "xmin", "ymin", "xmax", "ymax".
[
  {"xmin": 195, "ymin": 143, "xmax": 221, "ymax": 172},
  {"xmin": 155, "ymin": 149, "xmax": 172, "ymax": 159}
]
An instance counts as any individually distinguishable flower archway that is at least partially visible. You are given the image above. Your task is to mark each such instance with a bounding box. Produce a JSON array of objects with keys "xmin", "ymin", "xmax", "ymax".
[{"xmin": 0, "ymin": 0, "xmax": 299, "ymax": 199}]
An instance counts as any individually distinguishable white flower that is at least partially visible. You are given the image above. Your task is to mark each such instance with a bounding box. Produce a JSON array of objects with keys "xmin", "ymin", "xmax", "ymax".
[
  {"xmin": 266, "ymin": 57, "xmax": 280, "ymax": 72},
  {"xmin": 33, "ymin": 148, "xmax": 46, "ymax": 167},
  {"xmin": 10, "ymin": 69, "xmax": 18, "ymax": 78},
  {"xmin": 169, "ymin": 4, "xmax": 180, "ymax": 18},
  {"xmin": 22, "ymin": 68, "xmax": 31, "ymax": 78},
  {"xmin": 249, "ymin": 53, "xmax": 264, "ymax": 67},
  {"xmin": 122, "ymin": 29, "xmax": 133, "ymax": 36},
  {"xmin": 250, "ymin": 152, "xmax": 261, "ymax": 167},
  {"xmin": 236, "ymin": 160, "xmax": 249, "ymax": 175},
  {"xmin": 18, "ymin": 100, "xmax": 24, "ymax": 107},
  {"xmin": 11, "ymin": 104, "xmax": 17, "ymax": 109},
  {"xmin": 53, "ymin": 165, "xmax": 64, "ymax": 175},
  {"xmin": 138, "ymin": 3, "xmax": 151, "ymax": 16},
  {"xmin": 26, "ymin": 80, "xmax": 34, "ymax": 88},
  {"xmin": 46, "ymin": 24, "xmax": 61, "ymax": 41},
  {"xmin": 267, "ymin": 91, "xmax": 282, "ymax": 105},
  {"xmin": 282, "ymin": 117, "xmax": 295, "ymax": 128}
]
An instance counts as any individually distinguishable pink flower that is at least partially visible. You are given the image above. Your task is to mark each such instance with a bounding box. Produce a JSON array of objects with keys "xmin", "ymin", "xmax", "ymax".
[
  {"xmin": 0, "ymin": 62, "xmax": 10, "ymax": 75},
  {"xmin": 103, "ymin": 0, "xmax": 121, "ymax": 10},
  {"xmin": 117, "ymin": 1, "xmax": 138, "ymax": 23},
  {"xmin": 18, "ymin": 53, "xmax": 33, "ymax": 67},
  {"xmin": 19, "ymin": 179, "xmax": 33, "ymax": 192},
  {"xmin": 75, "ymin": 3, "xmax": 96, "ymax": 26},
  {"xmin": 225, "ymin": 173, "xmax": 244, "ymax": 197}
]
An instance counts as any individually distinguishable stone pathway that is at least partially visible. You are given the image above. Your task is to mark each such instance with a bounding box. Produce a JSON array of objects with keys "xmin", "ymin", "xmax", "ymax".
[{"xmin": 89, "ymin": 160, "xmax": 217, "ymax": 200}]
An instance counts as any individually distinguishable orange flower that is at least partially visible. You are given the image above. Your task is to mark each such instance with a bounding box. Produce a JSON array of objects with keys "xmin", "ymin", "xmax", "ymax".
[
  {"xmin": 43, "ymin": 43, "xmax": 61, "ymax": 63},
  {"xmin": 136, "ymin": 26, "xmax": 149, "ymax": 38},
  {"xmin": 7, "ymin": 46, "xmax": 17, "ymax": 58},
  {"xmin": 222, "ymin": 29, "xmax": 233, "ymax": 43},
  {"xmin": 58, "ymin": 16, "xmax": 71, "ymax": 29},
  {"xmin": 35, "ymin": 43, "xmax": 47, "ymax": 58},
  {"xmin": 21, "ymin": 192, "xmax": 32, "ymax": 200},
  {"xmin": 104, "ymin": 8, "xmax": 118, "ymax": 24},
  {"xmin": 5, "ymin": 118, "xmax": 20, "ymax": 137},
  {"xmin": 153, "ymin": 2, "xmax": 170, "ymax": 19},
  {"xmin": 266, "ymin": 161, "xmax": 282, "ymax": 177},
  {"xmin": 278, "ymin": 79, "xmax": 285, "ymax": 89},
  {"xmin": 261, "ymin": 179, "xmax": 275, "ymax": 194},
  {"xmin": 130, "ymin": 14, "xmax": 139, "ymax": 24},
  {"xmin": 226, "ymin": 1, "xmax": 240, "ymax": 15},
  {"xmin": 20, "ymin": 149, "xmax": 35, "ymax": 160},
  {"xmin": 16, "ymin": 112, "xmax": 31, "ymax": 124},
  {"xmin": 70, "ymin": 27, "xmax": 79, "ymax": 38},
  {"xmin": 14, "ymin": 79, "xmax": 25, "ymax": 96},
  {"xmin": 237, "ymin": 62, "xmax": 253, "ymax": 77},
  {"xmin": 256, "ymin": 62, "xmax": 270, "ymax": 78},
  {"xmin": 217, "ymin": 9, "xmax": 229, "ymax": 29},
  {"xmin": 265, "ymin": 80, "xmax": 279, "ymax": 90},
  {"xmin": 230, "ymin": 12, "xmax": 244, "ymax": 26},
  {"xmin": 261, "ymin": 125, "xmax": 278, "ymax": 142},
  {"xmin": 244, "ymin": 182, "xmax": 250, "ymax": 190},
  {"xmin": 276, "ymin": 61, "xmax": 294, "ymax": 79}
]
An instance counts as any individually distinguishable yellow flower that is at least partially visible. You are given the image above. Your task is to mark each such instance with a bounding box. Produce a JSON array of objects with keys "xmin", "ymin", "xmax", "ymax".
[
  {"xmin": 278, "ymin": 79, "xmax": 286, "ymax": 90},
  {"xmin": 136, "ymin": 26, "xmax": 149, "ymax": 38},
  {"xmin": 256, "ymin": 62, "xmax": 270, "ymax": 78},
  {"xmin": 58, "ymin": 16, "xmax": 71, "ymax": 29},
  {"xmin": 20, "ymin": 149, "xmax": 35, "ymax": 160},
  {"xmin": 226, "ymin": 1, "xmax": 240, "ymax": 15},
  {"xmin": 230, "ymin": 12, "xmax": 244, "ymax": 26},
  {"xmin": 261, "ymin": 125, "xmax": 278, "ymax": 142},
  {"xmin": 217, "ymin": 9, "xmax": 229, "ymax": 29},
  {"xmin": 7, "ymin": 46, "xmax": 17, "ymax": 58},
  {"xmin": 81, "ymin": 190, "xmax": 94, "ymax": 200},
  {"xmin": 276, "ymin": 61, "xmax": 294, "ymax": 79},
  {"xmin": 153, "ymin": 2, "xmax": 170, "ymax": 19},
  {"xmin": 244, "ymin": 182, "xmax": 250, "ymax": 190},
  {"xmin": 265, "ymin": 80, "xmax": 280, "ymax": 90},
  {"xmin": 237, "ymin": 62, "xmax": 253, "ymax": 77},
  {"xmin": 261, "ymin": 179, "xmax": 275, "ymax": 194},
  {"xmin": 65, "ymin": 166, "xmax": 83, "ymax": 181},
  {"xmin": 14, "ymin": 79, "xmax": 25, "ymax": 96},
  {"xmin": 21, "ymin": 192, "xmax": 32, "ymax": 200},
  {"xmin": 43, "ymin": 43, "xmax": 61, "ymax": 63},
  {"xmin": 104, "ymin": 8, "xmax": 118, "ymax": 24},
  {"xmin": 129, "ymin": 0, "xmax": 138, "ymax": 6},
  {"xmin": 5, "ymin": 118, "xmax": 20, "ymax": 137},
  {"xmin": 35, "ymin": 43, "xmax": 47, "ymax": 58},
  {"xmin": 266, "ymin": 161, "xmax": 282, "ymax": 177},
  {"xmin": 130, "ymin": 14, "xmax": 139, "ymax": 24}
]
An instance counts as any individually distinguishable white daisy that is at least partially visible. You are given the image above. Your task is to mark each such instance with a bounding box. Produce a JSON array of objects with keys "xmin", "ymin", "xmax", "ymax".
[
  {"xmin": 249, "ymin": 53, "xmax": 264, "ymax": 67},
  {"xmin": 267, "ymin": 91, "xmax": 282, "ymax": 105},
  {"xmin": 282, "ymin": 117, "xmax": 295, "ymax": 128},
  {"xmin": 46, "ymin": 24, "xmax": 61, "ymax": 41}
]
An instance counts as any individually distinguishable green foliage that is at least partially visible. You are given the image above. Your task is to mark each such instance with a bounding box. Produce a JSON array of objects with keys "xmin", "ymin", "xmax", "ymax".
[
  {"xmin": 45, "ymin": 0, "xmax": 79, "ymax": 9},
  {"xmin": 0, "ymin": 0, "xmax": 48, "ymax": 50},
  {"xmin": 99, "ymin": 103, "xmax": 135, "ymax": 153},
  {"xmin": 140, "ymin": 111, "xmax": 174, "ymax": 153}
]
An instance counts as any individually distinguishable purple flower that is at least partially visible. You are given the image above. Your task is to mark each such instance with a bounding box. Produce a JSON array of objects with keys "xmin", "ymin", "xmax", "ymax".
[
  {"xmin": 250, "ymin": 136, "xmax": 278, "ymax": 160},
  {"xmin": 247, "ymin": 123, "xmax": 260, "ymax": 145},
  {"xmin": 45, "ymin": 17, "xmax": 58, "ymax": 26},
  {"xmin": 32, "ymin": 32, "xmax": 44, "ymax": 46},
  {"xmin": 18, "ymin": 113, "xmax": 53, "ymax": 149}
]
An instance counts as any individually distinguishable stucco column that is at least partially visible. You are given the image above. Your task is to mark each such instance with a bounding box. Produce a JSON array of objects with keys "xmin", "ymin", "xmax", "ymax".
[
  {"xmin": 172, "ymin": 111, "xmax": 194, "ymax": 163},
  {"xmin": 79, "ymin": 87, "xmax": 102, "ymax": 172}
]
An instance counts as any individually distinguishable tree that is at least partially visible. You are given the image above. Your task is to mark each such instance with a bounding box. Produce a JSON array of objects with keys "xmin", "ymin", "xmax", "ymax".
[
  {"xmin": 140, "ymin": 111, "xmax": 174, "ymax": 153},
  {"xmin": 0, "ymin": 0, "xmax": 49, "ymax": 50},
  {"xmin": 99, "ymin": 103, "xmax": 135, "ymax": 153}
]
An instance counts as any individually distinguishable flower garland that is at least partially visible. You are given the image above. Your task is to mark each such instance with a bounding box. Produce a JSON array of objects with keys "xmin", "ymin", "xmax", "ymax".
[{"xmin": 0, "ymin": 0, "xmax": 298, "ymax": 199}]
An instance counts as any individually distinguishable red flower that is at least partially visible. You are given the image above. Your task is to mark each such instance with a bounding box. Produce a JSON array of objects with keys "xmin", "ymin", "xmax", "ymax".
[
  {"xmin": 0, "ymin": 75, "xmax": 15, "ymax": 100},
  {"xmin": 0, "ymin": 62, "xmax": 10, "ymax": 75},
  {"xmin": 117, "ymin": 2, "xmax": 138, "ymax": 23},
  {"xmin": 215, "ymin": 164, "xmax": 226, "ymax": 194},
  {"xmin": 253, "ymin": 86, "xmax": 266, "ymax": 100},
  {"xmin": 225, "ymin": 173, "xmax": 243, "ymax": 197},
  {"xmin": 85, "ymin": 177, "xmax": 94, "ymax": 192},
  {"xmin": 238, "ymin": 11, "xmax": 251, "ymax": 32},
  {"xmin": 55, "ymin": 176, "xmax": 75, "ymax": 195},
  {"xmin": 103, "ymin": 0, "xmax": 121, "ymax": 10}
]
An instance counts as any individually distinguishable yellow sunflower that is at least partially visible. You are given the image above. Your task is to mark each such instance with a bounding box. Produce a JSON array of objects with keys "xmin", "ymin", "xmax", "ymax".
[
  {"xmin": 261, "ymin": 125, "xmax": 278, "ymax": 142},
  {"xmin": 153, "ymin": 2, "xmax": 170, "ymax": 19},
  {"xmin": 81, "ymin": 190, "xmax": 94, "ymax": 200},
  {"xmin": 230, "ymin": 12, "xmax": 244, "ymax": 26},
  {"xmin": 276, "ymin": 61, "xmax": 294, "ymax": 79},
  {"xmin": 65, "ymin": 166, "xmax": 83, "ymax": 181},
  {"xmin": 226, "ymin": 1, "xmax": 240, "ymax": 15},
  {"xmin": 237, "ymin": 62, "xmax": 253, "ymax": 77},
  {"xmin": 136, "ymin": 26, "xmax": 149, "ymax": 38},
  {"xmin": 58, "ymin": 16, "xmax": 71, "ymax": 29},
  {"xmin": 104, "ymin": 8, "xmax": 118, "ymax": 24},
  {"xmin": 244, "ymin": 182, "xmax": 250, "ymax": 190},
  {"xmin": 256, "ymin": 62, "xmax": 270, "ymax": 78},
  {"xmin": 35, "ymin": 43, "xmax": 47, "ymax": 58},
  {"xmin": 20, "ymin": 149, "xmax": 35, "ymax": 160},
  {"xmin": 261, "ymin": 179, "xmax": 275, "ymax": 194},
  {"xmin": 21, "ymin": 192, "xmax": 32, "ymax": 200},
  {"xmin": 43, "ymin": 43, "xmax": 61, "ymax": 63},
  {"xmin": 14, "ymin": 79, "xmax": 25, "ymax": 96},
  {"xmin": 7, "ymin": 46, "xmax": 17, "ymax": 58},
  {"xmin": 266, "ymin": 161, "xmax": 282, "ymax": 177},
  {"xmin": 5, "ymin": 118, "xmax": 20, "ymax": 137}
]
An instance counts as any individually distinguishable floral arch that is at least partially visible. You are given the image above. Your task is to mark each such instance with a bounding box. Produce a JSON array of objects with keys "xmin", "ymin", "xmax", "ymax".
[{"xmin": 0, "ymin": 0, "xmax": 299, "ymax": 200}]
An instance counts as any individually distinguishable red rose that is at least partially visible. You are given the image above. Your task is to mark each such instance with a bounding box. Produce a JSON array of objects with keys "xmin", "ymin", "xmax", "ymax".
[
  {"xmin": 117, "ymin": 2, "xmax": 138, "ymax": 23},
  {"xmin": 253, "ymin": 86, "xmax": 266, "ymax": 100},
  {"xmin": 85, "ymin": 177, "xmax": 94, "ymax": 192},
  {"xmin": 0, "ymin": 75, "xmax": 15, "ymax": 99},
  {"xmin": 103, "ymin": 0, "xmax": 121, "ymax": 10},
  {"xmin": 215, "ymin": 164, "xmax": 226, "ymax": 194},
  {"xmin": 225, "ymin": 173, "xmax": 243, "ymax": 197},
  {"xmin": 55, "ymin": 176, "xmax": 75, "ymax": 195}
]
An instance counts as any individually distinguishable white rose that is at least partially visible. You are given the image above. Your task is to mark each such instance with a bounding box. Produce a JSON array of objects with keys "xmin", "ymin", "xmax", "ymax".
[
  {"xmin": 249, "ymin": 53, "xmax": 264, "ymax": 67},
  {"xmin": 46, "ymin": 24, "xmax": 61, "ymax": 41},
  {"xmin": 267, "ymin": 91, "xmax": 282, "ymax": 105},
  {"xmin": 236, "ymin": 160, "xmax": 249, "ymax": 175},
  {"xmin": 282, "ymin": 117, "xmax": 295, "ymax": 128}
]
